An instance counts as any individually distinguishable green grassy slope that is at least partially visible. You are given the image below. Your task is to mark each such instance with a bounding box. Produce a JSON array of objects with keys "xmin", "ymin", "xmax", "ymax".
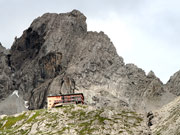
[{"xmin": 0, "ymin": 105, "xmax": 149, "ymax": 135}]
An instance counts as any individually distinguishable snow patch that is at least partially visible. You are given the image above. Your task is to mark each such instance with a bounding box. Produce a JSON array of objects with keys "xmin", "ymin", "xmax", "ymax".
[
  {"xmin": 11, "ymin": 90, "xmax": 19, "ymax": 97},
  {"xmin": 24, "ymin": 101, "xmax": 29, "ymax": 109}
]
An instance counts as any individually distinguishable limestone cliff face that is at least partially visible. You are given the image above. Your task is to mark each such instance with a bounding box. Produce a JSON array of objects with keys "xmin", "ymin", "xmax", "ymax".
[
  {"xmin": 165, "ymin": 70, "xmax": 180, "ymax": 96},
  {"xmin": 0, "ymin": 43, "xmax": 14, "ymax": 101},
  {"xmin": 9, "ymin": 10, "xmax": 87, "ymax": 110},
  {"xmin": 0, "ymin": 10, "xmax": 179, "ymax": 113}
]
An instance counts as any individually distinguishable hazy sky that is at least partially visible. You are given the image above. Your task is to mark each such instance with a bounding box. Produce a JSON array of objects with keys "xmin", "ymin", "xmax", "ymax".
[{"xmin": 0, "ymin": 0, "xmax": 180, "ymax": 83}]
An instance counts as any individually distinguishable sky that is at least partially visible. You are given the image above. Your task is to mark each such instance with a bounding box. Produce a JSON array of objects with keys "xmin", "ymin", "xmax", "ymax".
[{"xmin": 0, "ymin": 0, "xmax": 180, "ymax": 83}]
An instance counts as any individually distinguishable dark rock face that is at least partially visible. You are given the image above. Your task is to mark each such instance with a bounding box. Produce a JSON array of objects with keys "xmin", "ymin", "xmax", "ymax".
[
  {"xmin": 0, "ymin": 10, "xmax": 179, "ymax": 114},
  {"xmin": 10, "ymin": 27, "xmax": 45, "ymax": 70},
  {"xmin": 0, "ymin": 43, "xmax": 14, "ymax": 102},
  {"xmin": 39, "ymin": 52, "xmax": 62, "ymax": 79},
  {"xmin": 29, "ymin": 80, "xmax": 52, "ymax": 110},
  {"xmin": 8, "ymin": 10, "xmax": 87, "ymax": 110}
]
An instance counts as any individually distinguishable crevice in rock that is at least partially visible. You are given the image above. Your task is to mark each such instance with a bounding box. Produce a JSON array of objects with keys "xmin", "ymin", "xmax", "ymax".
[
  {"xmin": 6, "ymin": 54, "xmax": 15, "ymax": 72},
  {"xmin": 147, "ymin": 111, "xmax": 154, "ymax": 127},
  {"xmin": 39, "ymin": 51, "xmax": 63, "ymax": 79},
  {"xmin": 39, "ymin": 81, "xmax": 52, "ymax": 109},
  {"xmin": 10, "ymin": 26, "xmax": 46, "ymax": 70}
]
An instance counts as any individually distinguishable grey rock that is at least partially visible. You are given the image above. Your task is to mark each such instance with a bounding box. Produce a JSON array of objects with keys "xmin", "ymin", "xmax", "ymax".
[
  {"xmin": 0, "ymin": 43, "xmax": 13, "ymax": 102},
  {"xmin": 151, "ymin": 96, "xmax": 180, "ymax": 135},
  {"xmin": 0, "ymin": 42, "xmax": 7, "ymax": 54},
  {"xmin": 0, "ymin": 105, "xmax": 150, "ymax": 135},
  {"xmin": 0, "ymin": 91, "xmax": 27, "ymax": 115},
  {"xmin": 165, "ymin": 70, "xmax": 180, "ymax": 96},
  {"xmin": 6, "ymin": 10, "xmax": 85, "ymax": 108},
  {"xmin": 0, "ymin": 10, "xmax": 179, "ymax": 114},
  {"xmin": 29, "ymin": 80, "xmax": 52, "ymax": 110}
]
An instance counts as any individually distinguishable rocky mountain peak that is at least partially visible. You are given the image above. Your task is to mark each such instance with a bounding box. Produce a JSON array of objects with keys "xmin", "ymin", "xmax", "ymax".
[
  {"xmin": 0, "ymin": 42, "xmax": 8, "ymax": 54},
  {"xmin": 0, "ymin": 10, "xmax": 179, "ymax": 115},
  {"xmin": 0, "ymin": 42, "xmax": 5, "ymax": 52},
  {"xmin": 1, "ymin": 9, "xmax": 180, "ymax": 135},
  {"xmin": 30, "ymin": 9, "xmax": 87, "ymax": 38},
  {"xmin": 147, "ymin": 70, "xmax": 156, "ymax": 79}
]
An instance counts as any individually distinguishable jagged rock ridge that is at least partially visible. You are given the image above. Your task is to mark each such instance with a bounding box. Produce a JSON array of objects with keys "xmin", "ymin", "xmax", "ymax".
[{"xmin": 0, "ymin": 10, "xmax": 179, "ymax": 114}]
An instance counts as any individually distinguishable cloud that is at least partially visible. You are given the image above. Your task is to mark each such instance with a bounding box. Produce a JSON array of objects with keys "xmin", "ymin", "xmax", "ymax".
[
  {"xmin": 87, "ymin": 11, "xmax": 134, "ymax": 54},
  {"xmin": 0, "ymin": 0, "xmax": 180, "ymax": 83}
]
